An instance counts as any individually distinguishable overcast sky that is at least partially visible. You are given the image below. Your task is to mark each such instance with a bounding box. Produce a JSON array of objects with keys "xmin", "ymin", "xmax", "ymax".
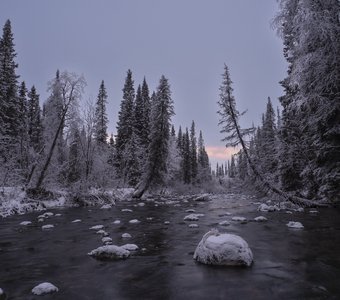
[{"xmin": 1, "ymin": 0, "xmax": 287, "ymax": 167}]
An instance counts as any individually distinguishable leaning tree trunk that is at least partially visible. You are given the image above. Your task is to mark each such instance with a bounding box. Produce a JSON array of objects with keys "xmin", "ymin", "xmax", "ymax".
[{"xmin": 227, "ymin": 99, "xmax": 327, "ymax": 208}]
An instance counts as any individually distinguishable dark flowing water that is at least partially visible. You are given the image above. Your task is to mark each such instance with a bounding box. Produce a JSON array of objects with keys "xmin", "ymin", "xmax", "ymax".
[{"xmin": 1, "ymin": 194, "xmax": 340, "ymax": 300}]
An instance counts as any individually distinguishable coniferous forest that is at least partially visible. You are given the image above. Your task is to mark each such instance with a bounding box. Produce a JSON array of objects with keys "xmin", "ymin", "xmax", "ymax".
[
  {"xmin": 0, "ymin": 0, "xmax": 339, "ymax": 206},
  {"xmin": 1, "ymin": 1, "xmax": 340, "ymax": 299}
]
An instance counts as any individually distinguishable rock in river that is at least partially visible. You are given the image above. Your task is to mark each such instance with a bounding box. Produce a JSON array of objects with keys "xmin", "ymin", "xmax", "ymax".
[
  {"xmin": 88, "ymin": 245, "xmax": 130, "ymax": 260},
  {"xmin": 193, "ymin": 229, "xmax": 253, "ymax": 267}
]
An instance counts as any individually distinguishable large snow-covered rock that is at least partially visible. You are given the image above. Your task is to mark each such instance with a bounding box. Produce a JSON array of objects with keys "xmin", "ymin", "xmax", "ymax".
[
  {"xmin": 20, "ymin": 221, "xmax": 32, "ymax": 226},
  {"xmin": 254, "ymin": 216, "xmax": 268, "ymax": 222},
  {"xmin": 257, "ymin": 203, "xmax": 279, "ymax": 212},
  {"xmin": 42, "ymin": 224, "xmax": 54, "ymax": 230},
  {"xmin": 121, "ymin": 244, "xmax": 139, "ymax": 251},
  {"xmin": 184, "ymin": 213, "xmax": 204, "ymax": 221},
  {"xmin": 32, "ymin": 282, "xmax": 59, "ymax": 295},
  {"xmin": 89, "ymin": 225, "xmax": 104, "ymax": 230},
  {"xmin": 193, "ymin": 229, "xmax": 253, "ymax": 267},
  {"xmin": 88, "ymin": 245, "xmax": 130, "ymax": 260},
  {"xmin": 286, "ymin": 221, "xmax": 304, "ymax": 229}
]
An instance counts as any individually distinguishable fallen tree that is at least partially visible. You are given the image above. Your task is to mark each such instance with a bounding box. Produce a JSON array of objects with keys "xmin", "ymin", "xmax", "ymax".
[{"xmin": 218, "ymin": 64, "xmax": 327, "ymax": 207}]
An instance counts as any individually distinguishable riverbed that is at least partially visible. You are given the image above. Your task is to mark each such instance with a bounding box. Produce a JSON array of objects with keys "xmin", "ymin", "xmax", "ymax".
[{"xmin": 1, "ymin": 194, "xmax": 340, "ymax": 299}]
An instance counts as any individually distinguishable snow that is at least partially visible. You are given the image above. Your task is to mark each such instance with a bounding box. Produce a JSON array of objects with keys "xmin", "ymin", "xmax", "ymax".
[
  {"xmin": 72, "ymin": 219, "xmax": 82, "ymax": 223},
  {"xmin": 193, "ymin": 229, "xmax": 253, "ymax": 267},
  {"xmin": 137, "ymin": 202, "xmax": 145, "ymax": 207},
  {"xmin": 55, "ymin": 213, "xmax": 62, "ymax": 217},
  {"xmin": 193, "ymin": 194, "xmax": 210, "ymax": 202},
  {"xmin": 100, "ymin": 204, "xmax": 112, "ymax": 209},
  {"xmin": 122, "ymin": 233, "xmax": 132, "ymax": 238},
  {"xmin": 184, "ymin": 213, "xmax": 204, "ymax": 221},
  {"xmin": 295, "ymin": 207, "xmax": 304, "ymax": 212},
  {"xmin": 88, "ymin": 245, "xmax": 130, "ymax": 260},
  {"xmin": 254, "ymin": 216, "xmax": 268, "ymax": 222},
  {"xmin": 121, "ymin": 244, "xmax": 139, "ymax": 251},
  {"xmin": 102, "ymin": 237, "xmax": 112, "ymax": 244},
  {"xmin": 287, "ymin": 221, "xmax": 304, "ymax": 229},
  {"xmin": 96, "ymin": 230, "xmax": 109, "ymax": 236},
  {"xmin": 164, "ymin": 221, "xmax": 170, "ymax": 224},
  {"xmin": 257, "ymin": 203, "xmax": 279, "ymax": 212},
  {"xmin": 309, "ymin": 209, "xmax": 319, "ymax": 214},
  {"xmin": 122, "ymin": 208, "xmax": 133, "ymax": 212},
  {"xmin": 218, "ymin": 220, "xmax": 230, "ymax": 226},
  {"xmin": 42, "ymin": 224, "xmax": 54, "ymax": 230},
  {"xmin": 146, "ymin": 217, "xmax": 153, "ymax": 221},
  {"xmin": 129, "ymin": 219, "xmax": 140, "ymax": 224},
  {"xmin": 0, "ymin": 288, "xmax": 3, "ymax": 295},
  {"xmin": 20, "ymin": 221, "xmax": 32, "ymax": 226},
  {"xmin": 38, "ymin": 218, "xmax": 44, "ymax": 222},
  {"xmin": 113, "ymin": 220, "xmax": 121, "ymax": 224},
  {"xmin": 186, "ymin": 209, "xmax": 195, "ymax": 213},
  {"xmin": 31, "ymin": 282, "xmax": 59, "ymax": 295},
  {"xmin": 189, "ymin": 224, "xmax": 199, "ymax": 228},
  {"xmin": 232, "ymin": 216, "xmax": 247, "ymax": 222},
  {"xmin": 89, "ymin": 225, "xmax": 104, "ymax": 230}
]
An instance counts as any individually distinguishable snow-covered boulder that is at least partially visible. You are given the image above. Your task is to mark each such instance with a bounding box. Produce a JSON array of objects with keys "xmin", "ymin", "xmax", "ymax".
[
  {"xmin": 122, "ymin": 233, "xmax": 132, "ymax": 238},
  {"xmin": 72, "ymin": 219, "xmax": 82, "ymax": 223},
  {"xmin": 218, "ymin": 220, "xmax": 230, "ymax": 226},
  {"xmin": 32, "ymin": 282, "xmax": 59, "ymax": 295},
  {"xmin": 186, "ymin": 209, "xmax": 195, "ymax": 213},
  {"xmin": 257, "ymin": 203, "xmax": 280, "ymax": 212},
  {"xmin": 0, "ymin": 288, "xmax": 5, "ymax": 299},
  {"xmin": 113, "ymin": 220, "xmax": 121, "ymax": 224},
  {"xmin": 88, "ymin": 245, "xmax": 130, "ymax": 260},
  {"xmin": 254, "ymin": 216, "xmax": 267, "ymax": 222},
  {"xmin": 189, "ymin": 224, "xmax": 199, "ymax": 228},
  {"xmin": 38, "ymin": 218, "xmax": 44, "ymax": 222},
  {"xmin": 100, "ymin": 204, "xmax": 112, "ymax": 209},
  {"xmin": 184, "ymin": 213, "xmax": 204, "ymax": 221},
  {"xmin": 164, "ymin": 221, "xmax": 170, "ymax": 225},
  {"xmin": 295, "ymin": 207, "xmax": 304, "ymax": 212},
  {"xmin": 89, "ymin": 225, "xmax": 104, "ymax": 230},
  {"xmin": 55, "ymin": 213, "xmax": 62, "ymax": 217},
  {"xmin": 309, "ymin": 209, "xmax": 319, "ymax": 214},
  {"xmin": 96, "ymin": 230, "xmax": 109, "ymax": 236},
  {"xmin": 193, "ymin": 229, "xmax": 253, "ymax": 267},
  {"xmin": 20, "ymin": 221, "xmax": 32, "ymax": 226},
  {"xmin": 232, "ymin": 216, "xmax": 247, "ymax": 223},
  {"xmin": 286, "ymin": 221, "xmax": 304, "ymax": 229},
  {"xmin": 102, "ymin": 237, "xmax": 112, "ymax": 244},
  {"xmin": 121, "ymin": 208, "xmax": 133, "ymax": 212},
  {"xmin": 129, "ymin": 219, "xmax": 140, "ymax": 224},
  {"xmin": 42, "ymin": 224, "xmax": 54, "ymax": 230},
  {"xmin": 121, "ymin": 244, "xmax": 139, "ymax": 251}
]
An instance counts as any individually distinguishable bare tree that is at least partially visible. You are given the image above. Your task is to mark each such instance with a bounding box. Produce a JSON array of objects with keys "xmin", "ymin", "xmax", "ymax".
[{"xmin": 34, "ymin": 71, "xmax": 86, "ymax": 189}]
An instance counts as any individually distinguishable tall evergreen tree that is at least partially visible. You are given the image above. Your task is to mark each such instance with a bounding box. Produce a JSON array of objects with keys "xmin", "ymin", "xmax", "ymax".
[
  {"xmin": 94, "ymin": 80, "xmax": 108, "ymax": 145},
  {"xmin": 27, "ymin": 86, "xmax": 43, "ymax": 152},
  {"xmin": 0, "ymin": 19, "xmax": 19, "ymax": 139},
  {"xmin": 114, "ymin": 69, "xmax": 135, "ymax": 177},
  {"xmin": 190, "ymin": 120, "xmax": 198, "ymax": 181},
  {"xmin": 134, "ymin": 75, "xmax": 174, "ymax": 197},
  {"xmin": 182, "ymin": 128, "xmax": 191, "ymax": 184},
  {"xmin": 141, "ymin": 77, "xmax": 151, "ymax": 147}
]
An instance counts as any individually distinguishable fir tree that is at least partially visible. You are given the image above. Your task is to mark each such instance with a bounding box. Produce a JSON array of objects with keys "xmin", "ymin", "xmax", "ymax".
[
  {"xmin": 94, "ymin": 80, "xmax": 108, "ymax": 145},
  {"xmin": 190, "ymin": 120, "xmax": 198, "ymax": 181},
  {"xmin": 182, "ymin": 128, "xmax": 191, "ymax": 184}
]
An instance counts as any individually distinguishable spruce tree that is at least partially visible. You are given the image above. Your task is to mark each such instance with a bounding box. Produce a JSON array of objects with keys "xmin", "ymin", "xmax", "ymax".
[
  {"xmin": 141, "ymin": 77, "xmax": 151, "ymax": 147},
  {"xmin": 114, "ymin": 69, "xmax": 135, "ymax": 177},
  {"xmin": 0, "ymin": 20, "xmax": 19, "ymax": 139},
  {"xmin": 182, "ymin": 128, "xmax": 191, "ymax": 183},
  {"xmin": 18, "ymin": 81, "xmax": 28, "ymax": 169},
  {"xmin": 27, "ymin": 86, "xmax": 43, "ymax": 153},
  {"xmin": 190, "ymin": 120, "xmax": 198, "ymax": 181},
  {"xmin": 94, "ymin": 80, "xmax": 108, "ymax": 145}
]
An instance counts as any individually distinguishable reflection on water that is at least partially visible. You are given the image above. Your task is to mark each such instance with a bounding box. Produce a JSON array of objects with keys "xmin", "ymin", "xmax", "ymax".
[{"xmin": 0, "ymin": 195, "xmax": 340, "ymax": 299}]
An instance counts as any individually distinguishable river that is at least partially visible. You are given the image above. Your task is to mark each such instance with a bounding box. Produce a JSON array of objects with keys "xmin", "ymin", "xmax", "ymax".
[{"xmin": 1, "ymin": 194, "xmax": 340, "ymax": 299}]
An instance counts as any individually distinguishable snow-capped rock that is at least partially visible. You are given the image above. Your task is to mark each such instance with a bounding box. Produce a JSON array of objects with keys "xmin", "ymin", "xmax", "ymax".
[
  {"xmin": 88, "ymin": 245, "xmax": 130, "ymax": 260},
  {"xmin": 42, "ymin": 224, "xmax": 54, "ymax": 230},
  {"xmin": 309, "ymin": 209, "xmax": 319, "ymax": 214},
  {"xmin": 121, "ymin": 209, "xmax": 133, "ymax": 212},
  {"xmin": 184, "ymin": 213, "xmax": 204, "ymax": 221},
  {"xmin": 55, "ymin": 213, "xmax": 62, "ymax": 217},
  {"xmin": 122, "ymin": 233, "xmax": 132, "ymax": 238},
  {"xmin": 189, "ymin": 224, "xmax": 199, "ymax": 228},
  {"xmin": 20, "ymin": 221, "xmax": 32, "ymax": 226},
  {"xmin": 113, "ymin": 220, "xmax": 121, "ymax": 224},
  {"xmin": 287, "ymin": 221, "xmax": 304, "ymax": 229},
  {"xmin": 146, "ymin": 217, "xmax": 153, "ymax": 221},
  {"xmin": 295, "ymin": 207, "xmax": 304, "ymax": 212},
  {"xmin": 96, "ymin": 230, "xmax": 109, "ymax": 236},
  {"xmin": 71, "ymin": 219, "xmax": 82, "ymax": 223},
  {"xmin": 186, "ymin": 209, "xmax": 195, "ymax": 213},
  {"xmin": 38, "ymin": 218, "xmax": 44, "ymax": 222},
  {"xmin": 232, "ymin": 216, "xmax": 247, "ymax": 223},
  {"xmin": 137, "ymin": 202, "xmax": 145, "ymax": 207},
  {"xmin": 121, "ymin": 244, "xmax": 139, "ymax": 251},
  {"xmin": 89, "ymin": 225, "xmax": 104, "ymax": 230},
  {"xmin": 193, "ymin": 229, "xmax": 253, "ymax": 267},
  {"xmin": 257, "ymin": 203, "xmax": 279, "ymax": 212},
  {"xmin": 31, "ymin": 282, "xmax": 59, "ymax": 295},
  {"xmin": 164, "ymin": 221, "xmax": 170, "ymax": 225},
  {"xmin": 218, "ymin": 220, "xmax": 230, "ymax": 226},
  {"xmin": 100, "ymin": 204, "xmax": 112, "ymax": 209},
  {"xmin": 0, "ymin": 288, "xmax": 4, "ymax": 297},
  {"xmin": 254, "ymin": 216, "xmax": 268, "ymax": 222},
  {"xmin": 129, "ymin": 219, "xmax": 140, "ymax": 224},
  {"xmin": 102, "ymin": 237, "xmax": 113, "ymax": 244}
]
